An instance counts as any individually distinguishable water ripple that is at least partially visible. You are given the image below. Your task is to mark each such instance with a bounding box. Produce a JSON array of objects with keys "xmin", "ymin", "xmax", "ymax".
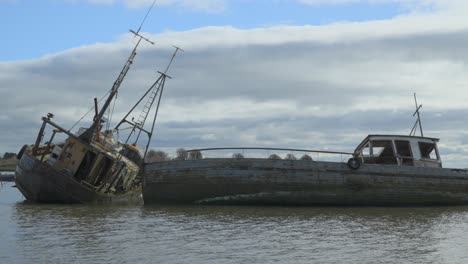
[{"xmin": 2, "ymin": 183, "xmax": 468, "ymax": 263}]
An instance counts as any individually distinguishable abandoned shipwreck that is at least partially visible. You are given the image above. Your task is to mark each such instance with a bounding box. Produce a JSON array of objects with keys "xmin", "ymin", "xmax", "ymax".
[
  {"xmin": 142, "ymin": 97, "xmax": 468, "ymax": 206},
  {"xmin": 15, "ymin": 7, "xmax": 182, "ymax": 203},
  {"xmin": 16, "ymin": 47, "xmax": 142, "ymax": 202},
  {"xmin": 143, "ymin": 134, "xmax": 468, "ymax": 206}
]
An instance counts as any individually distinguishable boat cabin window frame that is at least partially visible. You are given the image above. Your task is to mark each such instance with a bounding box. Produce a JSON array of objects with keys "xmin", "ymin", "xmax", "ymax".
[
  {"xmin": 74, "ymin": 150, "xmax": 97, "ymax": 181},
  {"xmin": 371, "ymin": 140, "xmax": 398, "ymax": 165},
  {"xmin": 418, "ymin": 141, "xmax": 440, "ymax": 161},
  {"xmin": 356, "ymin": 135, "xmax": 442, "ymax": 168},
  {"xmin": 360, "ymin": 143, "xmax": 371, "ymax": 157},
  {"xmin": 394, "ymin": 140, "xmax": 414, "ymax": 166},
  {"xmin": 358, "ymin": 139, "xmax": 398, "ymax": 165}
]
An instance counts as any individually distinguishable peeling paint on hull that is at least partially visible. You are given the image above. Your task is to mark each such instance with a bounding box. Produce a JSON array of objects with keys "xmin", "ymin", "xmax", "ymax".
[{"xmin": 142, "ymin": 158, "xmax": 468, "ymax": 206}]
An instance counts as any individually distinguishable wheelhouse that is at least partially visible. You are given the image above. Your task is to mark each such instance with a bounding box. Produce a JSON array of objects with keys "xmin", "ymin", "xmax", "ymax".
[{"xmin": 354, "ymin": 135, "xmax": 441, "ymax": 168}]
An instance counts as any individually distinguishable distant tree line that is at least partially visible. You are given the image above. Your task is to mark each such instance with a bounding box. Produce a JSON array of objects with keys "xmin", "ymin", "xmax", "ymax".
[
  {"xmin": 145, "ymin": 148, "xmax": 203, "ymax": 163},
  {"xmin": 234, "ymin": 153, "xmax": 313, "ymax": 161},
  {"xmin": 144, "ymin": 149, "xmax": 314, "ymax": 162},
  {"xmin": 1, "ymin": 152, "xmax": 16, "ymax": 160},
  {"xmin": 268, "ymin": 153, "xmax": 313, "ymax": 161}
]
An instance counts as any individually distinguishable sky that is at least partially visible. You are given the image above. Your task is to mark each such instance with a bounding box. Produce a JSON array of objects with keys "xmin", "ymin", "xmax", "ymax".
[
  {"xmin": 1, "ymin": 0, "xmax": 407, "ymax": 61},
  {"xmin": 2, "ymin": 0, "xmax": 468, "ymax": 167}
]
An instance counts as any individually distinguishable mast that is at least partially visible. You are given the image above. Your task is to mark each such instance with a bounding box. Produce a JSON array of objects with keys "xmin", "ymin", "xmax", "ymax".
[
  {"xmin": 115, "ymin": 46, "xmax": 183, "ymax": 158},
  {"xmin": 79, "ymin": 2, "xmax": 156, "ymax": 142},
  {"xmin": 410, "ymin": 93, "xmax": 424, "ymax": 137},
  {"xmin": 142, "ymin": 46, "xmax": 183, "ymax": 159}
]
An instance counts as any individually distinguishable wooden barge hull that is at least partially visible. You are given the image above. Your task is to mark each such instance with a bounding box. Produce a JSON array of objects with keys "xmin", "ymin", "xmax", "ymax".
[
  {"xmin": 15, "ymin": 153, "xmax": 141, "ymax": 204},
  {"xmin": 143, "ymin": 158, "xmax": 468, "ymax": 206}
]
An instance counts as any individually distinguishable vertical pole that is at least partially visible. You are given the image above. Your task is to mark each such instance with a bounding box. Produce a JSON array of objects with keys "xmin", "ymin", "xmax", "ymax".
[
  {"xmin": 33, "ymin": 120, "xmax": 48, "ymax": 156},
  {"xmin": 414, "ymin": 93, "xmax": 424, "ymax": 137},
  {"xmin": 41, "ymin": 130, "xmax": 57, "ymax": 162}
]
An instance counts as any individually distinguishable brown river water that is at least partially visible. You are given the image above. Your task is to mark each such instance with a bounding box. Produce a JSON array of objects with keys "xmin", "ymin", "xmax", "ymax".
[{"xmin": 1, "ymin": 181, "xmax": 468, "ymax": 264}]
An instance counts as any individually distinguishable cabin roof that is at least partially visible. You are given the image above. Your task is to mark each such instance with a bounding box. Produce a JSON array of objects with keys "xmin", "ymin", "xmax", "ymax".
[{"xmin": 354, "ymin": 134, "xmax": 440, "ymax": 153}]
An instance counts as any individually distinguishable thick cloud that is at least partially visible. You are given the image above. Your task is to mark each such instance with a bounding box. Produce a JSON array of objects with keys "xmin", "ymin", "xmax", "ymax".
[{"xmin": 2, "ymin": 7, "xmax": 468, "ymax": 167}]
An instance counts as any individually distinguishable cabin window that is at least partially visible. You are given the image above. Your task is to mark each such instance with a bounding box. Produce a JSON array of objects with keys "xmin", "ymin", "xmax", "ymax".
[
  {"xmin": 371, "ymin": 141, "xmax": 391, "ymax": 156},
  {"xmin": 419, "ymin": 142, "xmax": 438, "ymax": 160},
  {"xmin": 370, "ymin": 140, "xmax": 397, "ymax": 165},
  {"xmin": 395, "ymin": 140, "xmax": 413, "ymax": 166},
  {"xmin": 361, "ymin": 143, "xmax": 371, "ymax": 156},
  {"xmin": 360, "ymin": 140, "xmax": 396, "ymax": 165}
]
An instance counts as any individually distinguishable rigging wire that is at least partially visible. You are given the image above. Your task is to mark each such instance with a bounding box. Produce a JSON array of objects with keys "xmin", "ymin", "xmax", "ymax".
[
  {"xmin": 107, "ymin": 91, "xmax": 118, "ymax": 132},
  {"xmin": 68, "ymin": 90, "xmax": 111, "ymax": 132},
  {"xmin": 118, "ymin": 126, "xmax": 135, "ymax": 131},
  {"xmin": 136, "ymin": 0, "xmax": 158, "ymax": 34}
]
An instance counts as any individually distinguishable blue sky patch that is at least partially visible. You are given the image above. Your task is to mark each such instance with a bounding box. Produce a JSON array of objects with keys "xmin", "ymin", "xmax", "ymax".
[{"xmin": 1, "ymin": 0, "xmax": 408, "ymax": 60}]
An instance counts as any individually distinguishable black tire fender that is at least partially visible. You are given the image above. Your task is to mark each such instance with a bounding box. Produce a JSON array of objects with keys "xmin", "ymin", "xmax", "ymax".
[
  {"xmin": 17, "ymin": 144, "xmax": 28, "ymax": 160},
  {"xmin": 347, "ymin": 157, "xmax": 361, "ymax": 170}
]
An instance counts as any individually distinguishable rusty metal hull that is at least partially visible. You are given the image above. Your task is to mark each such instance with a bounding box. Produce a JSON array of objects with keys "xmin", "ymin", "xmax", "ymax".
[
  {"xmin": 15, "ymin": 153, "xmax": 141, "ymax": 204},
  {"xmin": 143, "ymin": 158, "xmax": 468, "ymax": 206}
]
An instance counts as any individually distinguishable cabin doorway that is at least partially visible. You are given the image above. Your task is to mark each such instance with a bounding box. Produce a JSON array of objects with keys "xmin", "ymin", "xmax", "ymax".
[
  {"xmin": 75, "ymin": 151, "xmax": 97, "ymax": 182},
  {"xmin": 89, "ymin": 156, "xmax": 114, "ymax": 187}
]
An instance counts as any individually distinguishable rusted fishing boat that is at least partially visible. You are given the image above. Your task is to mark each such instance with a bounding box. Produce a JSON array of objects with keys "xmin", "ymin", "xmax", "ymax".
[
  {"xmin": 14, "ymin": 34, "xmax": 148, "ymax": 203},
  {"xmin": 14, "ymin": 4, "xmax": 181, "ymax": 203},
  {"xmin": 15, "ymin": 41, "xmax": 181, "ymax": 203},
  {"xmin": 142, "ymin": 96, "xmax": 468, "ymax": 206}
]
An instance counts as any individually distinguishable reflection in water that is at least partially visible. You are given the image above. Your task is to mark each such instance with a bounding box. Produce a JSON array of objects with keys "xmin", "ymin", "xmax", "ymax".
[
  {"xmin": 2, "ymin": 183, "xmax": 468, "ymax": 264},
  {"xmin": 12, "ymin": 203, "xmax": 143, "ymax": 264},
  {"xmin": 138, "ymin": 205, "xmax": 466, "ymax": 264}
]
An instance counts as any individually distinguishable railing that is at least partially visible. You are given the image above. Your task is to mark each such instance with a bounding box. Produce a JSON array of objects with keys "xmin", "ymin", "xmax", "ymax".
[{"xmin": 185, "ymin": 147, "xmax": 354, "ymax": 162}]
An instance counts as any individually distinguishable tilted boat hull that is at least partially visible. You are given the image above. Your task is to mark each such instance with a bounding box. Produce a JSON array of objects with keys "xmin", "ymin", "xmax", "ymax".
[
  {"xmin": 16, "ymin": 153, "xmax": 141, "ymax": 204},
  {"xmin": 142, "ymin": 158, "xmax": 468, "ymax": 206}
]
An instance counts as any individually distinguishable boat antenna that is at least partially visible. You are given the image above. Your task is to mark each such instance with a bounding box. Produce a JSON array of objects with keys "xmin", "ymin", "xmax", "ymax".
[
  {"xmin": 79, "ymin": 4, "xmax": 155, "ymax": 142},
  {"xmin": 410, "ymin": 93, "xmax": 424, "ymax": 137},
  {"xmin": 114, "ymin": 45, "xmax": 183, "ymax": 159}
]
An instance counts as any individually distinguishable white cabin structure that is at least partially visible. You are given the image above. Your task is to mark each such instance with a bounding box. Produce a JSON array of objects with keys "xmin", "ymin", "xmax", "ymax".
[{"xmin": 354, "ymin": 135, "xmax": 441, "ymax": 168}]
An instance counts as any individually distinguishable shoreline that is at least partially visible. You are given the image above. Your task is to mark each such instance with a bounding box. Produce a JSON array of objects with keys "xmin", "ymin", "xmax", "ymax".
[
  {"xmin": 0, "ymin": 174, "xmax": 14, "ymax": 182},
  {"xmin": 0, "ymin": 159, "xmax": 17, "ymax": 172}
]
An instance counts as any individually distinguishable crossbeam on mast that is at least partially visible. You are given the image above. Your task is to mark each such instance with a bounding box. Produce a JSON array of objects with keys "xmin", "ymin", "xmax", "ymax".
[
  {"xmin": 409, "ymin": 93, "xmax": 424, "ymax": 137},
  {"xmin": 130, "ymin": 29, "xmax": 155, "ymax": 45}
]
